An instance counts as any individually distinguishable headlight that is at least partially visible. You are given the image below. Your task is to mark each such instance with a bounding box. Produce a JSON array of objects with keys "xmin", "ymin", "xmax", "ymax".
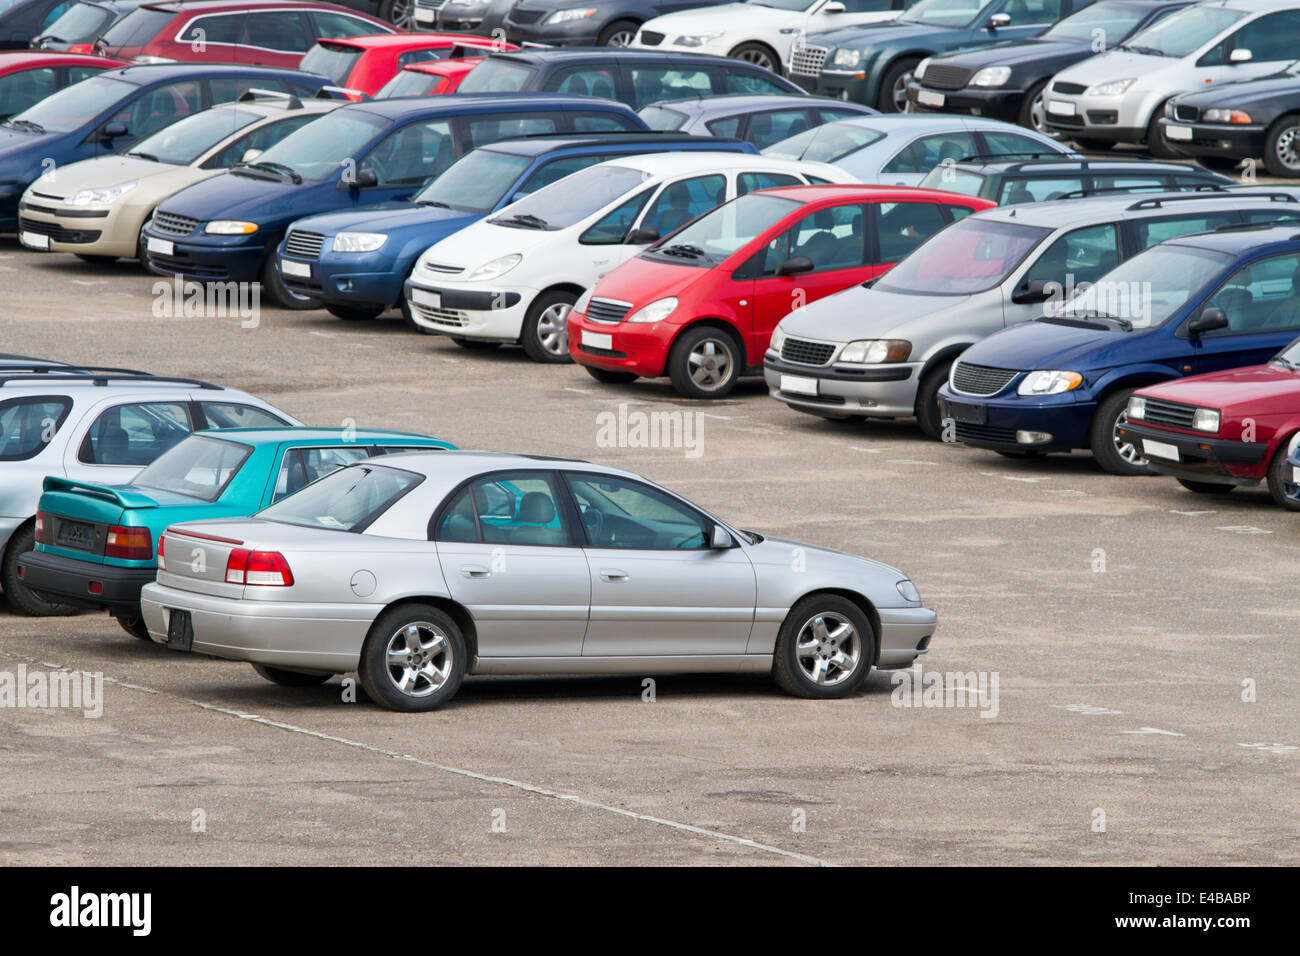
[
  {"xmin": 1127, "ymin": 396, "xmax": 1146, "ymax": 420},
  {"xmin": 1192, "ymin": 408, "xmax": 1220, "ymax": 433},
  {"xmin": 573, "ymin": 289, "xmax": 592, "ymax": 314},
  {"xmin": 465, "ymin": 253, "xmax": 521, "ymax": 281},
  {"xmin": 626, "ymin": 296, "xmax": 677, "ymax": 324},
  {"xmin": 205, "ymin": 220, "xmax": 258, "ymax": 235},
  {"xmin": 831, "ymin": 48, "xmax": 862, "ymax": 69},
  {"xmin": 674, "ymin": 32, "xmax": 722, "ymax": 47},
  {"xmin": 546, "ymin": 7, "xmax": 596, "ymax": 23},
  {"xmin": 970, "ymin": 66, "xmax": 1012, "ymax": 88},
  {"xmin": 896, "ymin": 579, "xmax": 921, "ymax": 603},
  {"xmin": 1203, "ymin": 108, "xmax": 1253, "ymax": 124},
  {"xmin": 1165, "ymin": 100, "xmax": 1178, "ymax": 118},
  {"xmin": 838, "ymin": 339, "xmax": 910, "ymax": 364},
  {"xmin": 770, "ymin": 325, "xmax": 786, "ymax": 352},
  {"xmin": 1017, "ymin": 370, "xmax": 1082, "ymax": 395},
  {"xmin": 332, "ymin": 231, "xmax": 387, "ymax": 253},
  {"xmin": 67, "ymin": 180, "xmax": 137, "ymax": 206},
  {"xmin": 913, "ymin": 57, "xmax": 930, "ymax": 80},
  {"xmin": 1086, "ymin": 77, "xmax": 1135, "ymax": 97}
]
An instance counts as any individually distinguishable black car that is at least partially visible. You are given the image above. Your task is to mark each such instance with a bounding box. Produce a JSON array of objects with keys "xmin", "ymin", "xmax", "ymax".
[
  {"xmin": 0, "ymin": 0, "xmax": 75, "ymax": 48},
  {"xmin": 1160, "ymin": 62, "xmax": 1300, "ymax": 178},
  {"xmin": 501, "ymin": 0, "xmax": 729, "ymax": 48},
  {"xmin": 916, "ymin": 155, "xmax": 1232, "ymax": 203},
  {"xmin": 456, "ymin": 47, "xmax": 804, "ymax": 109},
  {"xmin": 29, "ymin": 0, "xmax": 146, "ymax": 50},
  {"xmin": 906, "ymin": 0, "xmax": 1191, "ymax": 133}
]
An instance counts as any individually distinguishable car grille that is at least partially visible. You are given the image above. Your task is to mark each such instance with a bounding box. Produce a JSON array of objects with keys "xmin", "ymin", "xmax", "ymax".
[
  {"xmin": 151, "ymin": 211, "xmax": 199, "ymax": 238},
  {"xmin": 1174, "ymin": 104, "xmax": 1198, "ymax": 123},
  {"xmin": 638, "ymin": 29, "xmax": 664, "ymax": 45},
  {"xmin": 781, "ymin": 337, "xmax": 836, "ymax": 366},
  {"xmin": 955, "ymin": 422, "xmax": 1018, "ymax": 445},
  {"xmin": 789, "ymin": 44, "xmax": 828, "ymax": 78},
  {"xmin": 951, "ymin": 362, "xmax": 1018, "ymax": 396},
  {"xmin": 415, "ymin": 0, "xmax": 446, "ymax": 8},
  {"xmin": 284, "ymin": 230, "xmax": 325, "ymax": 259},
  {"xmin": 1052, "ymin": 81, "xmax": 1086, "ymax": 95},
  {"xmin": 147, "ymin": 254, "xmax": 230, "ymax": 280},
  {"xmin": 411, "ymin": 303, "xmax": 468, "ymax": 328},
  {"xmin": 420, "ymin": 261, "xmax": 463, "ymax": 275},
  {"xmin": 920, "ymin": 64, "xmax": 971, "ymax": 91},
  {"xmin": 585, "ymin": 298, "xmax": 632, "ymax": 324},
  {"xmin": 18, "ymin": 217, "xmax": 100, "ymax": 244},
  {"xmin": 27, "ymin": 189, "xmax": 63, "ymax": 202},
  {"xmin": 508, "ymin": 7, "xmax": 544, "ymax": 24},
  {"xmin": 1139, "ymin": 397, "xmax": 1197, "ymax": 430}
]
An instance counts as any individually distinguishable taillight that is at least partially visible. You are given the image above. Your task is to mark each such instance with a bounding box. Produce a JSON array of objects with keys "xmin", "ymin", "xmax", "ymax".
[
  {"xmin": 157, "ymin": 533, "xmax": 167, "ymax": 570},
  {"xmin": 225, "ymin": 549, "xmax": 293, "ymax": 587},
  {"xmin": 34, "ymin": 511, "xmax": 48, "ymax": 544},
  {"xmin": 68, "ymin": 43, "xmax": 91, "ymax": 53},
  {"xmin": 105, "ymin": 525, "xmax": 151, "ymax": 560}
]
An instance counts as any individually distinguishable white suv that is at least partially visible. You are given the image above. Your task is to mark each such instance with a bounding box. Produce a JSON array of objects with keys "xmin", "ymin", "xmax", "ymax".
[{"xmin": 0, "ymin": 365, "xmax": 299, "ymax": 615}]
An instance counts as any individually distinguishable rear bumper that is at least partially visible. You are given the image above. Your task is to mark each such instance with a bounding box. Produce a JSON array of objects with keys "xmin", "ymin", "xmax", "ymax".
[
  {"xmin": 16, "ymin": 549, "xmax": 155, "ymax": 610},
  {"xmin": 1117, "ymin": 420, "xmax": 1269, "ymax": 483},
  {"xmin": 877, "ymin": 605, "xmax": 937, "ymax": 669}
]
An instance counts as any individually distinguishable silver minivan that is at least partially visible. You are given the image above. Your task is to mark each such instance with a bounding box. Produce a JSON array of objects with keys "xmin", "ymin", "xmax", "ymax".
[{"xmin": 763, "ymin": 189, "xmax": 1300, "ymax": 436}]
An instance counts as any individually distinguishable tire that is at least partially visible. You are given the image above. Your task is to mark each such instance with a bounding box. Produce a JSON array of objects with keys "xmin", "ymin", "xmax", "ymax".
[
  {"xmin": 1073, "ymin": 137, "xmax": 1115, "ymax": 152},
  {"xmin": 450, "ymin": 336, "xmax": 500, "ymax": 350},
  {"xmin": 1, "ymin": 525, "xmax": 76, "ymax": 617},
  {"xmin": 1017, "ymin": 79, "xmax": 1049, "ymax": 134},
  {"xmin": 520, "ymin": 290, "xmax": 576, "ymax": 363},
  {"xmin": 1263, "ymin": 114, "xmax": 1300, "ymax": 178},
  {"xmin": 667, "ymin": 324, "xmax": 743, "ymax": 399},
  {"xmin": 1177, "ymin": 478, "xmax": 1236, "ymax": 495},
  {"xmin": 729, "ymin": 42, "xmax": 780, "ymax": 74},
  {"xmin": 771, "ymin": 594, "xmax": 875, "ymax": 699},
  {"xmin": 357, "ymin": 604, "xmax": 466, "ymax": 712},
  {"xmin": 377, "ymin": 0, "xmax": 415, "ymax": 29},
  {"xmin": 115, "ymin": 610, "xmax": 152, "ymax": 640},
  {"xmin": 915, "ymin": 361, "xmax": 952, "ymax": 441},
  {"xmin": 327, "ymin": 304, "xmax": 383, "ymax": 321},
  {"xmin": 1264, "ymin": 439, "xmax": 1300, "ymax": 510},
  {"xmin": 877, "ymin": 58, "xmax": 921, "ymax": 113},
  {"xmin": 1089, "ymin": 388, "xmax": 1148, "ymax": 476},
  {"xmin": 598, "ymin": 18, "xmax": 639, "ymax": 47},
  {"xmin": 1196, "ymin": 155, "xmax": 1242, "ymax": 172},
  {"xmin": 251, "ymin": 663, "xmax": 332, "ymax": 687},
  {"xmin": 1146, "ymin": 103, "xmax": 1181, "ymax": 159},
  {"xmin": 75, "ymin": 254, "xmax": 116, "ymax": 265},
  {"xmin": 260, "ymin": 248, "xmax": 321, "ymax": 311},
  {"xmin": 585, "ymin": 365, "xmax": 637, "ymax": 385}
]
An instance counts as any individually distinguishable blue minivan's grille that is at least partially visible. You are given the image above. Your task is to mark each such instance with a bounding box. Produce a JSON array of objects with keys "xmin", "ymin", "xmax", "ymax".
[{"xmin": 952, "ymin": 362, "xmax": 1018, "ymax": 396}]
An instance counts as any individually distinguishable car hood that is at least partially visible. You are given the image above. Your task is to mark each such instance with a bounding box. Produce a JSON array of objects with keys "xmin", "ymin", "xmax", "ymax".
[
  {"xmin": 0, "ymin": 126, "xmax": 59, "ymax": 165},
  {"xmin": 936, "ymin": 36, "xmax": 1086, "ymax": 68},
  {"xmin": 157, "ymin": 169, "xmax": 311, "ymax": 224},
  {"xmin": 1053, "ymin": 48, "xmax": 1169, "ymax": 86},
  {"xmin": 812, "ymin": 20, "xmax": 951, "ymax": 49},
  {"xmin": 587, "ymin": 255, "xmax": 712, "ymax": 305},
  {"xmin": 777, "ymin": 285, "xmax": 979, "ymax": 343},
  {"xmin": 291, "ymin": 201, "xmax": 480, "ymax": 237},
  {"xmin": 1138, "ymin": 362, "xmax": 1300, "ymax": 410},
  {"xmin": 642, "ymin": 4, "xmax": 806, "ymax": 33},
  {"xmin": 960, "ymin": 317, "xmax": 1136, "ymax": 372},
  {"xmin": 31, "ymin": 154, "xmax": 206, "ymax": 198},
  {"xmin": 746, "ymin": 533, "xmax": 906, "ymax": 581},
  {"xmin": 1175, "ymin": 72, "xmax": 1300, "ymax": 109}
]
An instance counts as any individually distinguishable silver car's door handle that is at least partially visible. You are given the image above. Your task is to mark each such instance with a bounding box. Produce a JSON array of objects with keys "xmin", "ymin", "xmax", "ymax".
[
  {"xmin": 460, "ymin": 565, "xmax": 491, "ymax": 578},
  {"xmin": 599, "ymin": 569, "xmax": 628, "ymax": 582}
]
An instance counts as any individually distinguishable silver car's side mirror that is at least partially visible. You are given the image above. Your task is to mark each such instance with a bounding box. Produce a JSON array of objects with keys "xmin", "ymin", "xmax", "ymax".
[
  {"xmin": 988, "ymin": 12, "xmax": 1011, "ymax": 28},
  {"xmin": 1230, "ymin": 48, "xmax": 1253, "ymax": 63},
  {"xmin": 710, "ymin": 525, "xmax": 734, "ymax": 549}
]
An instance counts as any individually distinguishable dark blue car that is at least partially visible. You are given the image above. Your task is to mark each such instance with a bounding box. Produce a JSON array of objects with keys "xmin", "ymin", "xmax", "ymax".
[
  {"xmin": 278, "ymin": 130, "xmax": 758, "ymax": 322},
  {"xmin": 937, "ymin": 224, "xmax": 1300, "ymax": 475},
  {"xmin": 140, "ymin": 93, "xmax": 646, "ymax": 308},
  {"xmin": 0, "ymin": 62, "xmax": 328, "ymax": 230}
]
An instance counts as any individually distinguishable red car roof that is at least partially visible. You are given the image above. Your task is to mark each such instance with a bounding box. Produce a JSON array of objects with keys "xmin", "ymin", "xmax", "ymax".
[
  {"xmin": 0, "ymin": 51, "xmax": 129, "ymax": 75},
  {"xmin": 316, "ymin": 32, "xmax": 508, "ymax": 51},
  {"xmin": 756, "ymin": 184, "xmax": 999, "ymax": 209}
]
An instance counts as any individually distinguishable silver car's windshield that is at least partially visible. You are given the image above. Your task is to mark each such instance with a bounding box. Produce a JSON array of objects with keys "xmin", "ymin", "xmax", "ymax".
[
  {"xmin": 901, "ymin": 0, "xmax": 997, "ymax": 29},
  {"xmin": 258, "ymin": 463, "xmax": 422, "ymax": 532},
  {"xmin": 128, "ymin": 107, "xmax": 262, "ymax": 166},
  {"xmin": 1120, "ymin": 5, "xmax": 1244, "ymax": 58},
  {"xmin": 763, "ymin": 122, "xmax": 883, "ymax": 163},
  {"xmin": 876, "ymin": 218, "xmax": 1049, "ymax": 295},
  {"xmin": 489, "ymin": 164, "xmax": 652, "ymax": 230},
  {"xmin": 414, "ymin": 149, "xmax": 532, "ymax": 213},
  {"xmin": 1056, "ymin": 244, "xmax": 1232, "ymax": 330},
  {"xmin": 134, "ymin": 435, "xmax": 252, "ymax": 503}
]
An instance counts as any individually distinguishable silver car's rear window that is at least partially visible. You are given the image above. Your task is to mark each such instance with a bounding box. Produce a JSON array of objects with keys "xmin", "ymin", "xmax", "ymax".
[{"xmin": 258, "ymin": 463, "xmax": 422, "ymax": 533}]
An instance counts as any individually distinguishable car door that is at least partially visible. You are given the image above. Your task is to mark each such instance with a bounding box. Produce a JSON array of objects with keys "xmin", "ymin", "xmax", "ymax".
[
  {"xmin": 562, "ymin": 472, "xmax": 756, "ymax": 657},
  {"xmin": 354, "ymin": 117, "xmax": 456, "ymax": 205},
  {"xmin": 1005, "ymin": 222, "xmax": 1120, "ymax": 325},
  {"xmin": 62, "ymin": 398, "xmax": 194, "ymax": 482},
  {"xmin": 431, "ymin": 471, "xmax": 591, "ymax": 659},
  {"xmin": 235, "ymin": 10, "xmax": 312, "ymax": 67},
  {"xmin": 576, "ymin": 185, "xmax": 658, "ymax": 282},
  {"xmin": 1182, "ymin": 251, "xmax": 1300, "ymax": 376}
]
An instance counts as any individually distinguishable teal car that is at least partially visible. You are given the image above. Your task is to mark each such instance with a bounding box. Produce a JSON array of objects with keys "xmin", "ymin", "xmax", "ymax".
[{"xmin": 17, "ymin": 428, "xmax": 454, "ymax": 638}]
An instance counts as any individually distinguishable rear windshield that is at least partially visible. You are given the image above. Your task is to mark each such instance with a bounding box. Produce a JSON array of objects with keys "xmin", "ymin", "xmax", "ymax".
[
  {"xmin": 300, "ymin": 43, "xmax": 364, "ymax": 86},
  {"xmin": 639, "ymin": 106, "xmax": 687, "ymax": 131},
  {"xmin": 457, "ymin": 58, "xmax": 535, "ymax": 93},
  {"xmin": 100, "ymin": 7, "xmax": 177, "ymax": 48},
  {"xmin": 134, "ymin": 435, "xmax": 252, "ymax": 502},
  {"xmin": 257, "ymin": 463, "xmax": 422, "ymax": 533},
  {"xmin": 763, "ymin": 122, "xmax": 883, "ymax": 164},
  {"xmin": 39, "ymin": 2, "xmax": 117, "ymax": 44},
  {"xmin": 0, "ymin": 396, "xmax": 71, "ymax": 461},
  {"xmin": 376, "ymin": 70, "xmax": 440, "ymax": 98}
]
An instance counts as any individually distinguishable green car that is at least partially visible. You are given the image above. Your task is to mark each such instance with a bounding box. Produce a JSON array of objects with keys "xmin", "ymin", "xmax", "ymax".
[{"xmin": 17, "ymin": 428, "xmax": 454, "ymax": 638}]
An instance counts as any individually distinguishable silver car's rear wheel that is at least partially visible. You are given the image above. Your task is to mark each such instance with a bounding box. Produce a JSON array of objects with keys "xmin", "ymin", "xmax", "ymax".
[
  {"xmin": 383, "ymin": 622, "xmax": 453, "ymax": 698},
  {"xmin": 358, "ymin": 604, "xmax": 467, "ymax": 711},
  {"xmin": 772, "ymin": 594, "xmax": 875, "ymax": 698}
]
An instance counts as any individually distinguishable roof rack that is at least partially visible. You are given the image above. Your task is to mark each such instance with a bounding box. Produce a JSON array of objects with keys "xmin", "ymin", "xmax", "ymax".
[
  {"xmin": 1129, "ymin": 189, "xmax": 1297, "ymax": 210},
  {"xmin": 0, "ymin": 363, "xmax": 151, "ymax": 376},
  {"xmin": 0, "ymin": 373, "xmax": 221, "ymax": 389},
  {"xmin": 1212, "ymin": 221, "xmax": 1300, "ymax": 234},
  {"xmin": 314, "ymin": 86, "xmax": 367, "ymax": 101},
  {"xmin": 1002, "ymin": 156, "xmax": 1187, "ymax": 173},
  {"xmin": 954, "ymin": 151, "xmax": 1062, "ymax": 164},
  {"xmin": 236, "ymin": 88, "xmax": 302, "ymax": 109}
]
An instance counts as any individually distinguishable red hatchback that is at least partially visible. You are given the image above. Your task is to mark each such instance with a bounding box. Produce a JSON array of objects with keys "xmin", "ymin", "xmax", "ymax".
[
  {"xmin": 375, "ymin": 48, "xmax": 509, "ymax": 97},
  {"xmin": 94, "ymin": 0, "xmax": 392, "ymax": 68},
  {"xmin": 569, "ymin": 185, "xmax": 996, "ymax": 399},
  {"xmin": 301, "ymin": 32, "xmax": 512, "ymax": 97},
  {"xmin": 0, "ymin": 50, "xmax": 128, "ymax": 119}
]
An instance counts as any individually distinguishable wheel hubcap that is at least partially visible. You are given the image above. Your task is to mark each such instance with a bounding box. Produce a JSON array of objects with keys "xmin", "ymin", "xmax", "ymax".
[
  {"xmin": 795, "ymin": 612, "xmax": 860, "ymax": 686},
  {"xmin": 607, "ymin": 30, "xmax": 634, "ymax": 46},
  {"xmin": 893, "ymin": 74, "xmax": 912, "ymax": 111},
  {"xmin": 384, "ymin": 622, "xmax": 451, "ymax": 698},
  {"xmin": 389, "ymin": 0, "xmax": 414, "ymax": 29},
  {"xmin": 537, "ymin": 303, "xmax": 571, "ymax": 356},
  {"xmin": 1112, "ymin": 410, "xmax": 1147, "ymax": 467},
  {"xmin": 1276, "ymin": 126, "xmax": 1300, "ymax": 170},
  {"xmin": 1029, "ymin": 93, "xmax": 1046, "ymax": 133},
  {"xmin": 687, "ymin": 338, "xmax": 734, "ymax": 391},
  {"xmin": 738, "ymin": 50, "xmax": 773, "ymax": 70}
]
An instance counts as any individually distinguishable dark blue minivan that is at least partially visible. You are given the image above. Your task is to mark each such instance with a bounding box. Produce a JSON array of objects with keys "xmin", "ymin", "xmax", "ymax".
[
  {"xmin": 938, "ymin": 224, "xmax": 1300, "ymax": 475},
  {"xmin": 141, "ymin": 93, "xmax": 646, "ymax": 308},
  {"xmin": 278, "ymin": 130, "xmax": 757, "ymax": 323}
]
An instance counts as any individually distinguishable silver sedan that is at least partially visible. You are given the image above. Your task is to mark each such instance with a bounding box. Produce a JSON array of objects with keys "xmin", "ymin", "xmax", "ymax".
[{"xmin": 140, "ymin": 452, "xmax": 936, "ymax": 711}]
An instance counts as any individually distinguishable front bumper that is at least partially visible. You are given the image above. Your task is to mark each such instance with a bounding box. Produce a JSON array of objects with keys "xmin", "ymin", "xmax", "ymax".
[
  {"xmin": 937, "ymin": 386, "xmax": 1095, "ymax": 453},
  {"xmin": 143, "ymin": 225, "xmax": 266, "ymax": 282},
  {"xmin": 876, "ymin": 605, "xmax": 937, "ymax": 669},
  {"xmin": 1156, "ymin": 117, "xmax": 1266, "ymax": 160},
  {"xmin": 404, "ymin": 277, "xmax": 527, "ymax": 339},
  {"xmin": 1042, "ymin": 90, "xmax": 1145, "ymax": 142},
  {"xmin": 763, "ymin": 351, "xmax": 917, "ymax": 418},
  {"xmin": 281, "ymin": 248, "xmax": 409, "ymax": 309},
  {"xmin": 567, "ymin": 309, "xmax": 671, "ymax": 376},
  {"xmin": 791, "ymin": 70, "xmax": 872, "ymax": 105},
  {"xmin": 16, "ymin": 549, "xmax": 155, "ymax": 610},
  {"xmin": 1117, "ymin": 420, "xmax": 1269, "ymax": 484},
  {"xmin": 140, "ymin": 580, "xmax": 380, "ymax": 672},
  {"xmin": 503, "ymin": 16, "xmax": 602, "ymax": 46},
  {"xmin": 906, "ymin": 80, "xmax": 1023, "ymax": 123}
]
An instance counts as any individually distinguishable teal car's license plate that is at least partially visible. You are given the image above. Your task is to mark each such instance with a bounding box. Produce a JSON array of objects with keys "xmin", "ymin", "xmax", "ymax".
[{"xmin": 55, "ymin": 519, "xmax": 95, "ymax": 550}]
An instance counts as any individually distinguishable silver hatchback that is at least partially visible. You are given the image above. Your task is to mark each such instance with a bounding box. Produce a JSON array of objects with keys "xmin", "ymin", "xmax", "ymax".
[{"xmin": 140, "ymin": 451, "xmax": 935, "ymax": 710}]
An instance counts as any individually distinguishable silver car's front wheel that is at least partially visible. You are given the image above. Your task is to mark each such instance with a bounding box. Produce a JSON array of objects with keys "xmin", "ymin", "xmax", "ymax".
[
  {"xmin": 794, "ymin": 612, "xmax": 860, "ymax": 687},
  {"xmin": 359, "ymin": 605, "xmax": 466, "ymax": 711},
  {"xmin": 773, "ymin": 595, "xmax": 875, "ymax": 698}
]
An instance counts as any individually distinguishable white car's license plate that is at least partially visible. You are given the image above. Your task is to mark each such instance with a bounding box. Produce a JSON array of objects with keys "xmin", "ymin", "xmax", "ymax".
[
  {"xmin": 414, "ymin": 9, "xmax": 434, "ymax": 23},
  {"xmin": 19, "ymin": 231, "xmax": 49, "ymax": 250},
  {"xmin": 280, "ymin": 258, "xmax": 311, "ymax": 278},
  {"xmin": 412, "ymin": 288, "xmax": 441, "ymax": 308},
  {"xmin": 781, "ymin": 374, "xmax": 820, "ymax": 397},
  {"xmin": 1292, "ymin": 465, "xmax": 1300, "ymax": 484},
  {"xmin": 147, "ymin": 236, "xmax": 173, "ymax": 256},
  {"xmin": 1047, "ymin": 100, "xmax": 1076, "ymax": 117},
  {"xmin": 1142, "ymin": 438, "xmax": 1180, "ymax": 461},
  {"xmin": 582, "ymin": 330, "xmax": 613, "ymax": 350},
  {"xmin": 917, "ymin": 90, "xmax": 945, "ymax": 108},
  {"xmin": 1165, "ymin": 124, "xmax": 1193, "ymax": 141}
]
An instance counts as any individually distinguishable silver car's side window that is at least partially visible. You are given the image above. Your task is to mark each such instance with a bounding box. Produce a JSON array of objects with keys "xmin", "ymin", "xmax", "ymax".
[
  {"xmin": 434, "ymin": 473, "xmax": 574, "ymax": 547},
  {"xmin": 0, "ymin": 396, "xmax": 71, "ymax": 461},
  {"xmin": 563, "ymin": 474, "xmax": 711, "ymax": 551}
]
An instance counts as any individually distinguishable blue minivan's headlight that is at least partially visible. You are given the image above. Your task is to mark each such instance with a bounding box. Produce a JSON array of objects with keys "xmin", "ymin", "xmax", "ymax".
[
  {"xmin": 205, "ymin": 220, "xmax": 258, "ymax": 235},
  {"xmin": 1018, "ymin": 370, "xmax": 1082, "ymax": 396}
]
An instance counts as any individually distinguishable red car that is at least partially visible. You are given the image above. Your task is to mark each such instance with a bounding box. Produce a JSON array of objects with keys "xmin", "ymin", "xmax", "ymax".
[
  {"xmin": 300, "ymin": 32, "xmax": 511, "ymax": 97},
  {"xmin": 0, "ymin": 50, "xmax": 128, "ymax": 119},
  {"xmin": 568, "ymin": 184, "xmax": 997, "ymax": 399},
  {"xmin": 93, "ymin": 0, "xmax": 393, "ymax": 68},
  {"xmin": 375, "ymin": 47, "xmax": 508, "ymax": 97},
  {"xmin": 1121, "ymin": 340, "xmax": 1300, "ymax": 509}
]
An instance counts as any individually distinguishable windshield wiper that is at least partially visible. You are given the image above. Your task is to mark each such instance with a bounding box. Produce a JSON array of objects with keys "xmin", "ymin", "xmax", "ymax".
[
  {"xmin": 3, "ymin": 118, "xmax": 44, "ymax": 134},
  {"xmin": 1271, "ymin": 356, "xmax": 1297, "ymax": 371},
  {"xmin": 416, "ymin": 199, "xmax": 451, "ymax": 208},
  {"xmin": 1058, "ymin": 309, "xmax": 1133, "ymax": 330},
  {"xmin": 1118, "ymin": 44, "xmax": 1165, "ymax": 56},
  {"xmin": 495, "ymin": 213, "xmax": 549, "ymax": 229},
  {"xmin": 236, "ymin": 160, "xmax": 301, "ymax": 184},
  {"xmin": 659, "ymin": 243, "xmax": 706, "ymax": 259},
  {"xmin": 126, "ymin": 150, "xmax": 161, "ymax": 162}
]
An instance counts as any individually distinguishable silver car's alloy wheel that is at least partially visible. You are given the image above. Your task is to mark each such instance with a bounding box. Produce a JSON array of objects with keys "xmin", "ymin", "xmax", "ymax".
[
  {"xmin": 1028, "ymin": 92, "xmax": 1047, "ymax": 134},
  {"xmin": 605, "ymin": 29, "xmax": 636, "ymax": 46},
  {"xmin": 387, "ymin": 0, "xmax": 415, "ymax": 29},
  {"xmin": 1111, "ymin": 411, "xmax": 1147, "ymax": 467},
  {"xmin": 795, "ymin": 612, "xmax": 860, "ymax": 686},
  {"xmin": 537, "ymin": 303, "xmax": 571, "ymax": 356},
  {"xmin": 687, "ymin": 337, "xmax": 733, "ymax": 391},
  {"xmin": 1275, "ymin": 125, "xmax": 1300, "ymax": 171},
  {"xmin": 384, "ymin": 622, "xmax": 452, "ymax": 698},
  {"xmin": 892, "ymin": 73, "xmax": 912, "ymax": 112}
]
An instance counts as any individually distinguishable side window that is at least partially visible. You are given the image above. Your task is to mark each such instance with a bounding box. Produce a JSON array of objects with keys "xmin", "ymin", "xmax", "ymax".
[
  {"xmin": 999, "ymin": 176, "xmax": 1084, "ymax": 203},
  {"xmin": 0, "ymin": 397, "xmax": 71, "ymax": 462},
  {"xmin": 579, "ymin": 188, "xmax": 655, "ymax": 244},
  {"xmin": 1131, "ymin": 213, "xmax": 1238, "ymax": 251},
  {"xmin": 78, "ymin": 402, "xmax": 191, "ymax": 466},
  {"xmin": 365, "ymin": 118, "xmax": 455, "ymax": 186},
  {"xmin": 208, "ymin": 77, "xmax": 284, "ymax": 105},
  {"xmin": 1242, "ymin": 209, "xmax": 1300, "ymax": 225},
  {"xmin": 706, "ymin": 116, "xmax": 742, "ymax": 139},
  {"xmin": 841, "ymin": 0, "xmax": 897, "ymax": 9},
  {"xmin": 0, "ymin": 68, "xmax": 55, "ymax": 119},
  {"xmin": 745, "ymin": 109, "xmax": 814, "ymax": 149},
  {"xmin": 204, "ymin": 114, "xmax": 317, "ymax": 169},
  {"xmin": 110, "ymin": 82, "xmax": 201, "ymax": 139},
  {"xmin": 1013, "ymin": 0, "xmax": 1063, "ymax": 24},
  {"xmin": 41, "ymin": 2, "xmax": 72, "ymax": 29},
  {"xmin": 1023, "ymin": 223, "xmax": 1119, "ymax": 287},
  {"xmin": 627, "ymin": 66, "xmax": 712, "ymax": 108},
  {"xmin": 242, "ymin": 11, "xmax": 311, "ymax": 54},
  {"xmin": 181, "ymin": 14, "xmax": 243, "ymax": 45},
  {"xmin": 981, "ymin": 129, "xmax": 1055, "ymax": 160},
  {"xmin": 640, "ymin": 174, "xmax": 726, "ymax": 237},
  {"xmin": 199, "ymin": 402, "xmax": 288, "ymax": 428},
  {"xmin": 435, "ymin": 473, "xmax": 572, "ymax": 546},
  {"xmin": 519, "ymin": 154, "xmax": 603, "ymax": 194},
  {"xmin": 883, "ymin": 132, "xmax": 977, "ymax": 175},
  {"xmin": 1205, "ymin": 253, "xmax": 1300, "ymax": 333},
  {"xmin": 464, "ymin": 113, "xmax": 558, "ymax": 149},
  {"xmin": 944, "ymin": 203, "xmax": 976, "ymax": 221},
  {"xmin": 67, "ymin": 66, "xmax": 106, "ymax": 84},
  {"xmin": 564, "ymin": 473, "xmax": 711, "ymax": 550},
  {"xmin": 572, "ymin": 111, "xmax": 640, "ymax": 131},
  {"xmin": 310, "ymin": 11, "xmax": 383, "ymax": 38},
  {"xmin": 1225, "ymin": 11, "xmax": 1300, "ymax": 63},
  {"xmin": 762, "ymin": 203, "xmax": 867, "ymax": 275},
  {"xmin": 272, "ymin": 445, "xmax": 371, "ymax": 502},
  {"xmin": 546, "ymin": 66, "xmax": 618, "ymax": 100},
  {"xmin": 725, "ymin": 71, "xmax": 791, "ymax": 95},
  {"xmin": 816, "ymin": 107, "xmax": 871, "ymax": 123},
  {"xmin": 875, "ymin": 201, "xmax": 949, "ymax": 263},
  {"xmin": 737, "ymin": 171, "xmax": 802, "ymax": 196},
  {"xmin": 1091, "ymin": 174, "xmax": 1166, "ymax": 194}
]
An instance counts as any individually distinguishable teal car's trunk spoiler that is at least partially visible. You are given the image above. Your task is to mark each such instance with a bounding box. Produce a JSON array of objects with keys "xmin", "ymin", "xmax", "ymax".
[{"xmin": 41, "ymin": 477, "xmax": 160, "ymax": 510}]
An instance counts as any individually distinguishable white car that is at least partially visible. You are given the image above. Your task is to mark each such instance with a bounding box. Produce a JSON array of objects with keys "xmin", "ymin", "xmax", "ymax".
[
  {"xmin": 403, "ymin": 152, "xmax": 854, "ymax": 361},
  {"xmin": 631, "ymin": 0, "xmax": 906, "ymax": 74}
]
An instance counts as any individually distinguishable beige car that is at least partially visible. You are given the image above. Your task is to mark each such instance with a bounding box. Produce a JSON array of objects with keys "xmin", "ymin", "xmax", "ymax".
[{"xmin": 18, "ymin": 91, "xmax": 340, "ymax": 264}]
